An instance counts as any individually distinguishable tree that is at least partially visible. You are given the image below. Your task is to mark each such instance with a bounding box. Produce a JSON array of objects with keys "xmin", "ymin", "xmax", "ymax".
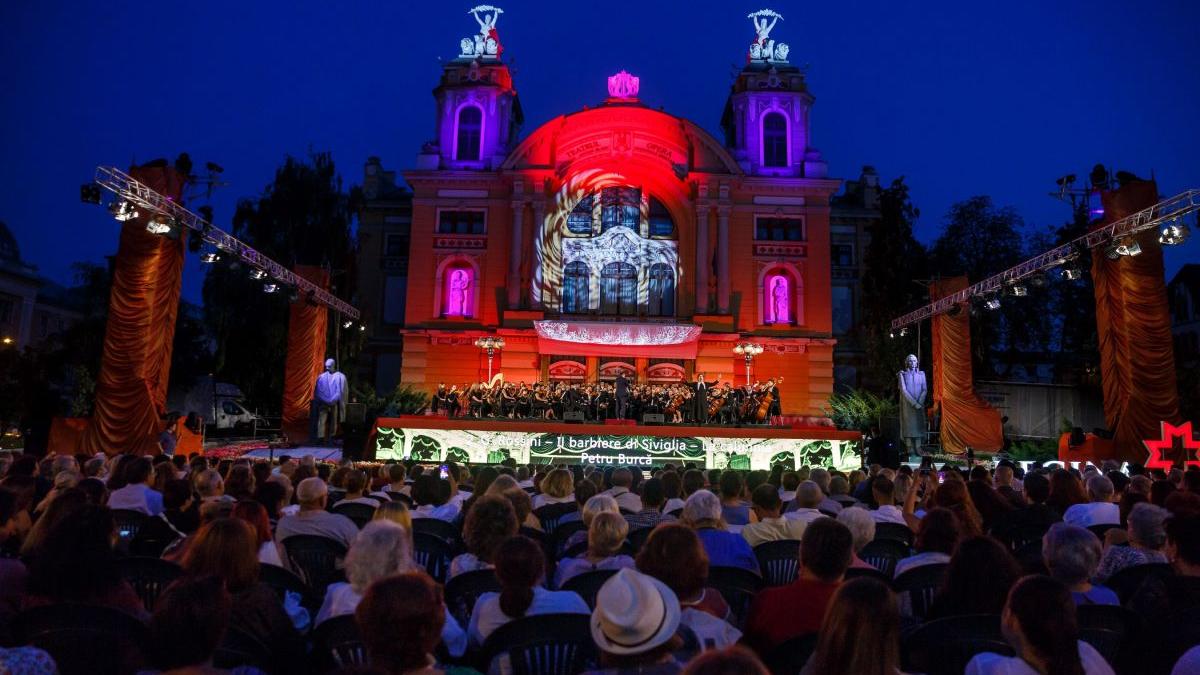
[
  {"xmin": 203, "ymin": 152, "xmax": 355, "ymax": 408},
  {"xmin": 860, "ymin": 177, "xmax": 929, "ymax": 391}
]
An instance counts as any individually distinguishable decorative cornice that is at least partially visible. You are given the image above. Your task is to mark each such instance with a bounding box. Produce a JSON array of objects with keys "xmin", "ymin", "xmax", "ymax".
[
  {"xmin": 753, "ymin": 242, "xmax": 807, "ymax": 258},
  {"xmin": 433, "ymin": 235, "xmax": 488, "ymax": 250}
]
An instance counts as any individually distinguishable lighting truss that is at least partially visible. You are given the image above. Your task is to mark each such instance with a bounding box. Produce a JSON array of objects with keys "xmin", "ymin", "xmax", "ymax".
[
  {"xmin": 93, "ymin": 165, "xmax": 360, "ymax": 321},
  {"xmin": 890, "ymin": 189, "xmax": 1200, "ymax": 331}
]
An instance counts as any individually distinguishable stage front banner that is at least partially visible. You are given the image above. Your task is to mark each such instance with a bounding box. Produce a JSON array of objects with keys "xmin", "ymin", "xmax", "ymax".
[{"xmin": 373, "ymin": 420, "xmax": 860, "ymax": 471}]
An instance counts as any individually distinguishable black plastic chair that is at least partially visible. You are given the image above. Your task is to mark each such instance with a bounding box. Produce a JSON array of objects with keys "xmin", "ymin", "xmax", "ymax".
[
  {"xmin": 387, "ymin": 491, "xmax": 414, "ymax": 507},
  {"xmin": 259, "ymin": 562, "xmax": 317, "ymax": 612},
  {"xmin": 1145, "ymin": 605, "xmax": 1200, "ymax": 675},
  {"xmin": 628, "ymin": 525, "xmax": 656, "ymax": 553},
  {"xmin": 213, "ymin": 625, "xmax": 274, "ymax": 672},
  {"xmin": 332, "ymin": 502, "xmax": 378, "ymax": 529},
  {"xmin": 111, "ymin": 508, "xmax": 150, "ymax": 554},
  {"xmin": 1106, "ymin": 562, "xmax": 1174, "ymax": 605},
  {"xmin": 763, "ymin": 632, "xmax": 818, "ymax": 675},
  {"xmin": 844, "ymin": 566, "xmax": 892, "ymax": 583},
  {"xmin": 902, "ymin": 614, "xmax": 1012, "ymax": 675},
  {"xmin": 367, "ymin": 494, "xmax": 390, "ymax": 505},
  {"xmin": 561, "ymin": 569, "xmax": 619, "ymax": 609},
  {"xmin": 117, "ymin": 556, "xmax": 183, "ymax": 612},
  {"xmin": 892, "ymin": 563, "xmax": 948, "ymax": 620},
  {"xmin": 874, "ymin": 522, "xmax": 915, "ymax": 546},
  {"xmin": 444, "ymin": 568, "xmax": 502, "ymax": 628},
  {"xmin": 707, "ymin": 565, "xmax": 764, "ymax": 630},
  {"xmin": 411, "ymin": 516, "xmax": 463, "ymax": 547},
  {"xmin": 1076, "ymin": 603, "xmax": 1142, "ymax": 668},
  {"xmin": 1013, "ymin": 540, "xmax": 1047, "ymax": 575},
  {"xmin": 13, "ymin": 603, "xmax": 150, "ymax": 675},
  {"xmin": 478, "ymin": 612, "xmax": 598, "ymax": 675},
  {"xmin": 535, "ymin": 502, "xmax": 580, "ymax": 536},
  {"xmin": 753, "ymin": 540, "xmax": 801, "ymax": 587},
  {"xmin": 551, "ymin": 520, "xmax": 588, "ymax": 557},
  {"xmin": 311, "ymin": 614, "xmax": 369, "ymax": 673},
  {"xmin": 1088, "ymin": 523, "xmax": 1122, "ymax": 540},
  {"xmin": 281, "ymin": 534, "xmax": 347, "ymax": 595},
  {"xmin": 413, "ymin": 531, "xmax": 455, "ymax": 583},
  {"xmin": 859, "ymin": 538, "xmax": 910, "ymax": 578},
  {"xmin": 992, "ymin": 523, "xmax": 1049, "ymax": 552}
]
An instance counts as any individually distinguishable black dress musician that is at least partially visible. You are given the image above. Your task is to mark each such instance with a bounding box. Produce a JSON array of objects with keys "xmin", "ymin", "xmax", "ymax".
[{"xmin": 690, "ymin": 374, "xmax": 714, "ymax": 425}]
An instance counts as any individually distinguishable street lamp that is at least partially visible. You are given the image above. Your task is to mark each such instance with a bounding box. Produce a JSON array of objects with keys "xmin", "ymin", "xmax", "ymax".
[
  {"xmin": 732, "ymin": 342, "xmax": 764, "ymax": 384},
  {"xmin": 474, "ymin": 335, "xmax": 506, "ymax": 381}
]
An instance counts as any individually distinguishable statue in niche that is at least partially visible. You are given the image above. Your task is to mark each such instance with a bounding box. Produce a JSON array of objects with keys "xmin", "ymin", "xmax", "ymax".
[
  {"xmin": 448, "ymin": 269, "xmax": 471, "ymax": 316},
  {"xmin": 747, "ymin": 9, "xmax": 790, "ymax": 63},
  {"xmin": 768, "ymin": 275, "xmax": 789, "ymax": 323},
  {"xmin": 460, "ymin": 5, "xmax": 503, "ymax": 58}
]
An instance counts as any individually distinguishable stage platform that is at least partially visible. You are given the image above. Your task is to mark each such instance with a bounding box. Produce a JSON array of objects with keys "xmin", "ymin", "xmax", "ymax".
[{"xmin": 372, "ymin": 415, "xmax": 862, "ymax": 471}]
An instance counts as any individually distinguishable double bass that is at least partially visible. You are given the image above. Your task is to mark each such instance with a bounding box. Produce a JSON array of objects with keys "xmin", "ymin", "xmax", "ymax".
[
  {"xmin": 708, "ymin": 386, "xmax": 729, "ymax": 420},
  {"xmin": 753, "ymin": 377, "xmax": 783, "ymax": 423}
]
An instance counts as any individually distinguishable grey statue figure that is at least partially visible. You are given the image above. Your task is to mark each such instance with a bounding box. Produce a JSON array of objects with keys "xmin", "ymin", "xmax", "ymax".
[{"xmin": 898, "ymin": 354, "xmax": 927, "ymax": 455}]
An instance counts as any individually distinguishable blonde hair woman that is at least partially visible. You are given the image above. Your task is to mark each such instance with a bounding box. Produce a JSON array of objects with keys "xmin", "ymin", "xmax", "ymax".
[
  {"xmin": 373, "ymin": 500, "xmax": 413, "ymax": 531},
  {"xmin": 533, "ymin": 468, "xmax": 575, "ymax": 509},
  {"xmin": 553, "ymin": 511, "xmax": 635, "ymax": 588}
]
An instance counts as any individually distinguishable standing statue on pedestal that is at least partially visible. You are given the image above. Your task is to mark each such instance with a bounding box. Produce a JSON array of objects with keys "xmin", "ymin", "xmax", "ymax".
[
  {"xmin": 314, "ymin": 357, "xmax": 348, "ymax": 445},
  {"xmin": 898, "ymin": 354, "xmax": 927, "ymax": 457}
]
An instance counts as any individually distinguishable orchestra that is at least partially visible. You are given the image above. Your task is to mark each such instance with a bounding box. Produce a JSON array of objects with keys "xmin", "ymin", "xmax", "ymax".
[{"xmin": 428, "ymin": 375, "xmax": 785, "ymax": 426}]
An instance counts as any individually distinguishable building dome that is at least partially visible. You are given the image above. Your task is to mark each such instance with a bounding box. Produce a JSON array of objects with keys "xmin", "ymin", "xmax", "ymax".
[{"xmin": 0, "ymin": 221, "xmax": 21, "ymax": 264}]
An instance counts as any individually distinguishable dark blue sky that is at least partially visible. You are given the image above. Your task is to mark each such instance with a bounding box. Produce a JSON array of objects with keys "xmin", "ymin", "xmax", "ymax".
[{"xmin": 3, "ymin": 0, "xmax": 1197, "ymax": 305}]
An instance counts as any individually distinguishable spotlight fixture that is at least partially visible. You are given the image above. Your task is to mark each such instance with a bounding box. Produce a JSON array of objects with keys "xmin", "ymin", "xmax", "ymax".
[
  {"xmin": 343, "ymin": 320, "xmax": 354, "ymax": 329},
  {"xmin": 888, "ymin": 330, "xmax": 896, "ymax": 339},
  {"xmin": 898, "ymin": 327, "xmax": 909, "ymax": 337},
  {"xmin": 1160, "ymin": 220, "xmax": 1190, "ymax": 246},
  {"xmin": 145, "ymin": 215, "xmax": 174, "ymax": 235},
  {"xmin": 1008, "ymin": 284, "xmax": 1028, "ymax": 297},
  {"xmin": 1115, "ymin": 239, "xmax": 1142, "ymax": 257},
  {"xmin": 359, "ymin": 324, "xmax": 366, "ymax": 332},
  {"xmin": 262, "ymin": 283, "xmax": 279, "ymax": 294},
  {"xmin": 249, "ymin": 269, "xmax": 267, "ymax": 280},
  {"xmin": 109, "ymin": 200, "xmax": 138, "ymax": 222},
  {"xmin": 200, "ymin": 251, "xmax": 221, "ymax": 264},
  {"xmin": 1, "ymin": 337, "xmax": 12, "ymax": 346},
  {"xmin": 984, "ymin": 296, "xmax": 1002, "ymax": 311},
  {"xmin": 1063, "ymin": 266, "xmax": 1084, "ymax": 281}
]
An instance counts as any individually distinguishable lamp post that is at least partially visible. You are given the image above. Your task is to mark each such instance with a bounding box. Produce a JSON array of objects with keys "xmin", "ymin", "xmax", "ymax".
[
  {"xmin": 732, "ymin": 342, "xmax": 764, "ymax": 384},
  {"xmin": 474, "ymin": 335, "xmax": 506, "ymax": 381}
]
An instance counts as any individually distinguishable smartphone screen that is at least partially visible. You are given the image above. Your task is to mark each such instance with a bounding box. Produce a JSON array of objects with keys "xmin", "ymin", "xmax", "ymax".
[{"xmin": 438, "ymin": 464, "xmax": 450, "ymax": 480}]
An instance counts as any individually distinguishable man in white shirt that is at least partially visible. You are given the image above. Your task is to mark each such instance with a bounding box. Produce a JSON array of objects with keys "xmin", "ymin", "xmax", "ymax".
[
  {"xmin": 782, "ymin": 481, "xmax": 827, "ymax": 526},
  {"xmin": 1063, "ymin": 475, "xmax": 1120, "ymax": 528},
  {"xmin": 373, "ymin": 463, "xmax": 408, "ymax": 500},
  {"xmin": 603, "ymin": 468, "xmax": 643, "ymax": 513},
  {"xmin": 743, "ymin": 484, "xmax": 808, "ymax": 548},
  {"xmin": 777, "ymin": 472, "xmax": 799, "ymax": 503},
  {"xmin": 409, "ymin": 474, "xmax": 461, "ymax": 522},
  {"xmin": 107, "ymin": 457, "xmax": 164, "ymax": 516},
  {"xmin": 337, "ymin": 470, "xmax": 379, "ymax": 508},
  {"xmin": 870, "ymin": 476, "xmax": 908, "ymax": 525},
  {"xmin": 314, "ymin": 358, "xmax": 348, "ymax": 445},
  {"xmin": 275, "ymin": 477, "xmax": 360, "ymax": 550}
]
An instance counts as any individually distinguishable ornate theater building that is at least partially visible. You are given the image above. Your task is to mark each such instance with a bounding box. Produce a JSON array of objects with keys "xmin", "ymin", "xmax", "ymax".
[{"xmin": 361, "ymin": 8, "xmax": 850, "ymax": 421}]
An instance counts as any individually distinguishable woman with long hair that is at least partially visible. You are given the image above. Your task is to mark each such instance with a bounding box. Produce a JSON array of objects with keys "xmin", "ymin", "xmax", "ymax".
[
  {"xmin": 1046, "ymin": 469, "xmax": 1089, "ymax": 517},
  {"xmin": 966, "ymin": 575, "xmax": 1114, "ymax": 675},
  {"xmin": 232, "ymin": 500, "xmax": 283, "ymax": 567},
  {"xmin": 928, "ymin": 479, "xmax": 983, "ymax": 537},
  {"xmin": 805, "ymin": 577, "xmax": 903, "ymax": 675},
  {"xmin": 450, "ymin": 495, "xmax": 518, "ymax": 579},
  {"xmin": 928, "ymin": 536, "xmax": 1021, "ymax": 619},
  {"xmin": 636, "ymin": 524, "xmax": 741, "ymax": 648}
]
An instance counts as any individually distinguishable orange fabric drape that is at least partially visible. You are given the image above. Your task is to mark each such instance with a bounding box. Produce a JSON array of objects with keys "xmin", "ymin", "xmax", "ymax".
[
  {"xmin": 1091, "ymin": 180, "xmax": 1181, "ymax": 461},
  {"xmin": 930, "ymin": 277, "xmax": 1003, "ymax": 454},
  {"xmin": 82, "ymin": 165, "xmax": 187, "ymax": 456},
  {"xmin": 280, "ymin": 266, "xmax": 330, "ymax": 444}
]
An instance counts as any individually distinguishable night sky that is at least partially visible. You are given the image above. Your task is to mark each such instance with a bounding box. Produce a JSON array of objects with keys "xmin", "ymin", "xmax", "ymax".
[{"xmin": 2, "ymin": 0, "xmax": 1197, "ymax": 305}]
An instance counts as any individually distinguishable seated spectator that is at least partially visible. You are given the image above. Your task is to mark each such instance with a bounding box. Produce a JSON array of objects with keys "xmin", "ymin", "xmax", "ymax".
[
  {"xmin": 991, "ymin": 472, "xmax": 1060, "ymax": 539},
  {"xmin": 777, "ymin": 471, "xmax": 800, "ymax": 504},
  {"xmin": 450, "ymin": 495, "xmax": 518, "ymax": 579},
  {"xmin": 554, "ymin": 511, "xmax": 636, "ymax": 588},
  {"xmin": 356, "ymin": 572, "xmax": 460, "ymax": 675},
  {"xmin": 1047, "ymin": 469, "xmax": 1090, "ymax": 518},
  {"xmin": 870, "ymin": 476, "xmax": 906, "ymax": 525},
  {"xmin": 488, "ymin": 476, "xmax": 541, "ymax": 531},
  {"xmin": 338, "ymin": 469, "xmax": 379, "ymax": 508},
  {"xmin": 532, "ymin": 468, "xmax": 575, "ymax": 509},
  {"xmin": 274, "ymin": 477, "xmax": 359, "ymax": 550},
  {"xmin": 1063, "ymin": 476, "xmax": 1119, "ymax": 528},
  {"xmin": 744, "ymin": 518, "xmax": 853, "ymax": 655},
  {"xmin": 22, "ymin": 504, "xmax": 146, "ymax": 618},
  {"xmin": 378, "ymin": 462, "xmax": 409, "ymax": 499},
  {"xmin": 742, "ymin": 484, "xmax": 806, "ymax": 547},
  {"xmin": 1043, "ymin": 523, "xmax": 1118, "ymax": 606},
  {"xmin": 1130, "ymin": 514, "xmax": 1200, "ymax": 621},
  {"xmin": 602, "ymin": 467, "xmax": 643, "ymax": 513},
  {"xmin": 828, "ymin": 474, "xmax": 856, "ymax": 507},
  {"xmin": 928, "ymin": 478, "xmax": 984, "ymax": 537},
  {"xmin": 805, "ymin": 577, "xmax": 903, "ymax": 675},
  {"xmin": 193, "ymin": 468, "xmax": 230, "ymax": 507},
  {"xmin": 468, "ymin": 535, "xmax": 589, "ymax": 647},
  {"xmin": 966, "ymin": 575, "xmax": 1114, "ymax": 675},
  {"xmin": 564, "ymin": 494, "xmax": 620, "ymax": 551},
  {"xmin": 411, "ymin": 474, "xmax": 460, "ymax": 522},
  {"xmin": 994, "ymin": 464, "xmax": 1026, "ymax": 509},
  {"xmin": 783, "ymin": 481, "xmax": 828, "ymax": 526},
  {"xmin": 255, "ymin": 479, "xmax": 289, "ymax": 529},
  {"xmin": 558, "ymin": 480, "xmax": 598, "ymax": 526},
  {"xmin": 680, "ymin": 646, "xmax": 769, "ymax": 675},
  {"xmin": 894, "ymin": 507, "xmax": 959, "ymax": 578},
  {"xmin": 929, "ymin": 535, "xmax": 1021, "ymax": 620},
  {"xmin": 1096, "ymin": 502, "xmax": 1169, "ymax": 582},
  {"xmin": 107, "ymin": 457, "xmax": 164, "ymax": 516},
  {"xmin": 637, "ymin": 524, "xmax": 739, "ymax": 647},
  {"xmin": 146, "ymin": 575, "xmax": 231, "ymax": 674},
  {"xmin": 317, "ymin": 519, "xmax": 466, "ymax": 657},
  {"xmin": 373, "ymin": 500, "xmax": 414, "ymax": 530},
  {"xmin": 0, "ymin": 490, "xmax": 29, "ymax": 626},
  {"xmin": 18, "ymin": 488, "xmax": 85, "ymax": 560},
  {"xmin": 660, "ymin": 470, "xmax": 685, "ymax": 514},
  {"xmin": 967, "ymin": 477, "xmax": 1015, "ymax": 534},
  {"xmin": 625, "ymin": 478, "xmax": 676, "ymax": 531},
  {"xmin": 584, "ymin": 569, "xmax": 684, "ymax": 675},
  {"xmin": 234, "ymin": 500, "xmax": 283, "ymax": 567},
  {"xmin": 718, "ymin": 471, "xmax": 755, "ymax": 529},
  {"xmin": 808, "ymin": 468, "xmax": 843, "ymax": 515},
  {"xmin": 835, "ymin": 507, "xmax": 877, "ymax": 570},
  {"xmin": 682, "ymin": 490, "xmax": 758, "ymax": 573},
  {"xmin": 223, "ymin": 464, "xmax": 256, "ymax": 501}
]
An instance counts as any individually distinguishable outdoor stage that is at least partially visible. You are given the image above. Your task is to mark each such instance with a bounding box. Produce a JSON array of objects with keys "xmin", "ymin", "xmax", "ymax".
[{"xmin": 371, "ymin": 416, "xmax": 862, "ymax": 471}]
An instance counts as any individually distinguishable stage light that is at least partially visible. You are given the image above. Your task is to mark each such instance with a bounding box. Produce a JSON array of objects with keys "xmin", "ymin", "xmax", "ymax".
[
  {"xmin": 1008, "ymin": 284, "xmax": 1028, "ymax": 297},
  {"xmin": 1115, "ymin": 239, "xmax": 1142, "ymax": 257},
  {"xmin": 200, "ymin": 251, "xmax": 221, "ymax": 264},
  {"xmin": 80, "ymin": 184, "xmax": 102, "ymax": 204},
  {"xmin": 1160, "ymin": 220, "xmax": 1190, "ymax": 246},
  {"xmin": 1063, "ymin": 266, "xmax": 1083, "ymax": 281},
  {"xmin": 984, "ymin": 296, "xmax": 1002, "ymax": 311},
  {"xmin": 343, "ymin": 320, "xmax": 354, "ymax": 329},
  {"xmin": 262, "ymin": 283, "xmax": 279, "ymax": 294},
  {"xmin": 1, "ymin": 337, "xmax": 12, "ymax": 346},
  {"xmin": 109, "ymin": 200, "xmax": 138, "ymax": 222},
  {"xmin": 249, "ymin": 269, "xmax": 267, "ymax": 280},
  {"xmin": 359, "ymin": 324, "xmax": 366, "ymax": 332},
  {"xmin": 888, "ymin": 330, "xmax": 895, "ymax": 339},
  {"xmin": 145, "ymin": 215, "xmax": 174, "ymax": 235}
]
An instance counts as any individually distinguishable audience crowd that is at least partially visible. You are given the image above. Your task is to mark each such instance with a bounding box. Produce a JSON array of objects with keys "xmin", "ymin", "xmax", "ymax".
[{"xmin": 0, "ymin": 448, "xmax": 1198, "ymax": 675}]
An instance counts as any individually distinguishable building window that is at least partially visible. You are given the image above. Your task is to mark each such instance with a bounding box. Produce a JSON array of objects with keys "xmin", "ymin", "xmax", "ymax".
[
  {"xmin": 832, "ymin": 285, "xmax": 853, "ymax": 335},
  {"xmin": 832, "ymin": 243, "xmax": 854, "ymax": 267},
  {"xmin": 384, "ymin": 233, "xmax": 409, "ymax": 257},
  {"xmin": 765, "ymin": 273, "xmax": 791, "ymax": 324},
  {"xmin": 600, "ymin": 262, "xmax": 637, "ymax": 315},
  {"xmin": 648, "ymin": 197, "xmax": 674, "ymax": 237},
  {"xmin": 383, "ymin": 276, "xmax": 407, "ymax": 324},
  {"xmin": 601, "ymin": 187, "xmax": 640, "ymax": 233},
  {"xmin": 647, "ymin": 263, "xmax": 675, "ymax": 317},
  {"xmin": 442, "ymin": 266, "xmax": 474, "ymax": 318},
  {"xmin": 456, "ymin": 106, "xmax": 483, "ymax": 161},
  {"xmin": 567, "ymin": 195, "xmax": 594, "ymax": 235},
  {"xmin": 562, "ymin": 261, "xmax": 590, "ymax": 313},
  {"xmin": 755, "ymin": 216, "xmax": 804, "ymax": 241},
  {"xmin": 762, "ymin": 112, "xmax": 788, "ymax": 168},
  {"xmin": 437, "ymin": 210, "xmax": 485, "ymax": 234}
]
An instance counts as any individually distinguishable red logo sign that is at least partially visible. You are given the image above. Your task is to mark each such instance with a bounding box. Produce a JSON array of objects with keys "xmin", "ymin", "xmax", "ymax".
[{"xmin": 1143, "ymin": 421, "xmax": 1200, "ymax": 470}]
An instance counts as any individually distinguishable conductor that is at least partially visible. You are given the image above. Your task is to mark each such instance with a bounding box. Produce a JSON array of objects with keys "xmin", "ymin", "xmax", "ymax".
[{"xmin": 615, "ymin": 372, "xmax": 630, "ymax": 420}]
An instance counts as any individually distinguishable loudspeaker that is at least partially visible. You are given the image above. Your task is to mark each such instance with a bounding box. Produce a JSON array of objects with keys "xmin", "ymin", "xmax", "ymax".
[
  {"xmin": 642, "ymin": 413, "xmax": 665, "ymax": 425},
  {"xmin": 342, "ymin": 404, "xmax": 370, "ymax": 460},
  {"xmin": 563, "ymin": 411, "xmax": 586, "ymax": 423}
]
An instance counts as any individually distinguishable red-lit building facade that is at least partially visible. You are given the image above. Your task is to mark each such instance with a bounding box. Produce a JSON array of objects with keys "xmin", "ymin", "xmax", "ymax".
[{"xmin": 361, "ymin": 11, "xmax": 848, "ymax": 419}]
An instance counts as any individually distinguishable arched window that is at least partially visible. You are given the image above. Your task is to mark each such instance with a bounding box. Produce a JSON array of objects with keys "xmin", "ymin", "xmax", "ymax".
[
  {"xmin": 601, "ymin": 187, "xmax": 640, "ymax": 233},
  {"xmin": 601, "ymin": 262, "xmax": 637, "ymax": 316},
  {"xmin": 567, "ymin": 195, "xmax": 594, "ymax": 235},
  {"xmin": 456, "ymin": 106, "xmax": 482, "ymax": 161},
  {"xmin": 648, "ymin": 197, "xmax": 674, "ymax": 237},
  {"xmin": 762, "ymin": 112, "xmax": 788, "ymax": 168},
  {"xmin": 765, "ymin": 272, "xmax": 790, "ymax": 324},
  {"xmin": 562, "ymin": 261, "xmax": 590, "ymax": 314},
  {"xmin": 647, "ymin": 263, "xmax": 675, "ymax": 317},
  {"xmin": 443, "ymin": 265, "xmax": 474, "ymax": 317}
]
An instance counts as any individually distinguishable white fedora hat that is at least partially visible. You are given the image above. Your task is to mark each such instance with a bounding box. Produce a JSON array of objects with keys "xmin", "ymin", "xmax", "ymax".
[{"xmin": 590, "ymin": 568, "xmax": 681, "ymax": 656}]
